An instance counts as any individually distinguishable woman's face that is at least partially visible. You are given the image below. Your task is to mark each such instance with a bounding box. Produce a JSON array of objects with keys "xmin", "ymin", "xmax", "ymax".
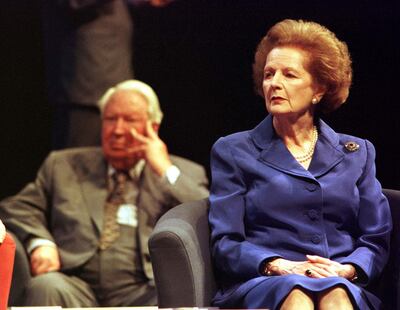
[{"xmin": 262, "ymin": 46, "xmax": 321, "ymax": 117}]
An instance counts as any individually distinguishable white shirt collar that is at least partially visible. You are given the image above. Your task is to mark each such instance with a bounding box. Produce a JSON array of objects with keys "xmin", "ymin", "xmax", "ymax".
[{"xmin": 108, "ymin": 159, "xmax": 146, "ymax": 182}]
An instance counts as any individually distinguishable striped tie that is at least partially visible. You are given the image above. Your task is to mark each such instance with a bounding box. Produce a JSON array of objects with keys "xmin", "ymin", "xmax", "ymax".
[{"xmin": 99, "ymin": 171, "xmax": 128, "ymax": 250}]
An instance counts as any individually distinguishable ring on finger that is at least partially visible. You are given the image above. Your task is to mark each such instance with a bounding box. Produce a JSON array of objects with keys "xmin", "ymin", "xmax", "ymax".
[{"xmin": 305, "ymin": 269, "xmax": 312, "ymax": 276}]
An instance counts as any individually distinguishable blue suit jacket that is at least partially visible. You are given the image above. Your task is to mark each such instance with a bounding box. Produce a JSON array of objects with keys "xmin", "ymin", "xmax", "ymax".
[{"xmin": 209, "ymin": 115, "xmax": 392, "ymax": 302}]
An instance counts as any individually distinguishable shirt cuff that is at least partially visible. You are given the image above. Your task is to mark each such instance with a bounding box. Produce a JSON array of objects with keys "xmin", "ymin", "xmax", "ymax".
[
  {"xmin": 27, "ymin": 238, "xmax": 57, "ymax": 254},
  {"xmin": 164, "ymin": 165, "xmax": 181, "ymax": 185}
]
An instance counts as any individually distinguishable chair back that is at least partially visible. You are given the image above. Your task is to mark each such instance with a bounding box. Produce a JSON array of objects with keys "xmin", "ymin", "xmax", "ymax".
[
  {"xmin": 149, "ymin": 198, "xmax": 216, "ymax": 307},
  {"xmin": 379, "ymin": 188, "xmax": 400, "ymax": 309}
]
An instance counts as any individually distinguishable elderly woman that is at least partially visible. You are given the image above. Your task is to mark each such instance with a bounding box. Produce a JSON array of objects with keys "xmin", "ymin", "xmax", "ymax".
[{"xmin": 208, "ymin": 19, "xmax": 391, "ymax": 310}]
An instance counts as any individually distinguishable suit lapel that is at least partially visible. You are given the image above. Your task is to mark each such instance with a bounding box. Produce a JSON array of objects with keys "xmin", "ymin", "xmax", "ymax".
[
  {"xmin": 308, "ymin": 119, "xmax": 345, "ymax": 177},
  {"xmin": 78, "ymin": 150, "xmax": 108, "ymax": 233},
  {"xmin": 250, "ymin": 116, "xmax": 344, "ymax": 179},
  {"xmin": 137, "ymin": 165, "xmax": 164, "ymax": 226}
]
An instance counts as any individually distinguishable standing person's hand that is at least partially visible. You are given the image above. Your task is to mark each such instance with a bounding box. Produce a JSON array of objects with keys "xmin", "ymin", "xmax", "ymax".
[
  {"xmin": 130, "ymin": 121, "xmax": 172, "ymax": 176},
  {"xmin": 149, "ymin": 0, "xmax": 173, "ymax": 7},
  {"xmin": 0, "ymin": 220, "xmax": 5, "ymax": 243},
  {"xmin": 30, "ymin": 245, "xmax": 61, "ymax": 276},
  {"xmin": 127, "ymin": 0, "xmax": 172, "ymax": 7}
]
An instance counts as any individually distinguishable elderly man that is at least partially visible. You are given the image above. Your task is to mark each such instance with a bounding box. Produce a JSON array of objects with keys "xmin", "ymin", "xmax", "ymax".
[{"xmin": 0, "ymin": 80, "xmax": 209, "ymax": 307}]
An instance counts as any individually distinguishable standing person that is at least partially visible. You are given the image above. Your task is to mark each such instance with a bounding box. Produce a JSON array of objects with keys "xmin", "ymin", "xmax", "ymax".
[
  {"xmin": 0, "ymin": 79, "xmax": 208, "ymax": 307},
  {"xmin": 208, "ymin": 19, "xmax": 391, "ymax": 309},
  {"xmin": 43, "ymin": 0, "xmax": 172, "ymax": 149}
]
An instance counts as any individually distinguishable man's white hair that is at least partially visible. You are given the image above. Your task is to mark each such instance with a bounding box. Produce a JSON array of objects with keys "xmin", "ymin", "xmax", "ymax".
[{"xmin": 98, "ymin": 79, "xmax": 163, "ymax": 124}]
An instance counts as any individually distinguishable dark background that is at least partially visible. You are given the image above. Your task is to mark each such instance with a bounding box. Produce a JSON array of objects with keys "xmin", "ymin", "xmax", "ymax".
[{"xmin": 0, "ymin": 0, "xmax": 398, "ymax": 199}]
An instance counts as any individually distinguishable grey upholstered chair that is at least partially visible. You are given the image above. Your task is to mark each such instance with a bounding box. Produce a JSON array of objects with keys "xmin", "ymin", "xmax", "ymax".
[
  {"xmin": 148, "ymin": 189, "xmax": 400, "ymax": 309},
  {"xmin": 148, "ymin": 198, "xmax": 216, "ymax": 308}
]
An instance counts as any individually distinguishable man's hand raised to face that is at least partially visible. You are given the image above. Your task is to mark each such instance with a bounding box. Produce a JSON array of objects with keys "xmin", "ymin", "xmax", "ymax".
[{"xmin": 129, "ymin": 121, "xmax": 172, "ymax": 176}]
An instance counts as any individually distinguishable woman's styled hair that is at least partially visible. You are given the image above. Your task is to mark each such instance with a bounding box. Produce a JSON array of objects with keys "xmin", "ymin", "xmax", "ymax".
[
  {"xmin": 98, "ymin": 79, "xmax": 164, "ymax": 124},
  {"xmin": 253, "ymin": 19, "xmax": 352, "ymax": 113}
]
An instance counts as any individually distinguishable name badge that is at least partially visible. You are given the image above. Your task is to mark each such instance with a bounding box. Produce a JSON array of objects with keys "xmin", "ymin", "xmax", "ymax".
[{"xmin": 117, "ymin": 204, "xmax": 138, "ymax": 227}]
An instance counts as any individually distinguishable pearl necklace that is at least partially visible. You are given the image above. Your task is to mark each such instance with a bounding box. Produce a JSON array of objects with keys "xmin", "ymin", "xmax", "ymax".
[{"xmin": 294, "ymin": 126, "xmax": 318, "ymax": 163}]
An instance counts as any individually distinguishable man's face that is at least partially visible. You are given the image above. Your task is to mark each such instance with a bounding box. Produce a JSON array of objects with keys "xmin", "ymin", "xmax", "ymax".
[{"xmin": 102, "ymin": 90, "xmax": 149, "ymax": 170}]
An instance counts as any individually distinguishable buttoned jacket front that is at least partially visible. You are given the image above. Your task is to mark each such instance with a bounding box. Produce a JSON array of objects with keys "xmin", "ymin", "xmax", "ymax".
[{"xmin": 208, "ymin": 115, "xmax": 391, "ymax": 303}]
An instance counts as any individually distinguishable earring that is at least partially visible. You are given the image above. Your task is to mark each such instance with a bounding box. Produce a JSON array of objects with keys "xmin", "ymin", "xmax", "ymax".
[{"xmin": 312, "ymin": 98, "xmax": 318, "ymax": 105}]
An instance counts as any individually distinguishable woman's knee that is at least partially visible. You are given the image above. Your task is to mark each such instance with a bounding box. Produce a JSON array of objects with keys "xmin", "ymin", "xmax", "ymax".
[
  {"xmin": 281, "ymin": 288, "xmax": 314, "ymax": 310},
  {"xmin": 318, "ymin": 286, "xmax": 353, "ymax": 310}
]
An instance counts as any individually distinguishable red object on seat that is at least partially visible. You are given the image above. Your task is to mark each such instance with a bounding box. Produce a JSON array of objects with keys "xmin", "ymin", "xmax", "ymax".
[{"xmin": 0, "ymin": 233, "xmax": 16, "ymax": 310}]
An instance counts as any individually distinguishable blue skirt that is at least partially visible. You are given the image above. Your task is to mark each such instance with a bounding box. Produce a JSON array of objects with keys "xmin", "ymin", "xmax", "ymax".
[{"xmin": 212, "ymin": 275, "xmax": 379, "ymax": 309}]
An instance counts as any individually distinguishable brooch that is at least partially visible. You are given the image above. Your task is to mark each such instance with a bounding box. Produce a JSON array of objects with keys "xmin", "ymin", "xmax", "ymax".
[{"xmin": 345, "ymin": 141, "xmax": 360, "ymax": 152}]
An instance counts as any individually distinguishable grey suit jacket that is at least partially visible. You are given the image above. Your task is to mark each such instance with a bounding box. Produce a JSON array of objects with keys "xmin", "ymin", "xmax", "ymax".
[{"xmin": 0, "ymin": 147, "xmax": 209, "ymax": 281}]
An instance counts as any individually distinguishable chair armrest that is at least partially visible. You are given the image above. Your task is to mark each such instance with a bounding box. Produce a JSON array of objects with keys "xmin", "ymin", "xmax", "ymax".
[
  {"xmin": 149, "ymin": 198, "xmax": 216, "ymax": 307},
  {"xmin": 6, "ymin": 231, "xmax": 31, "ymax": 306}
]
